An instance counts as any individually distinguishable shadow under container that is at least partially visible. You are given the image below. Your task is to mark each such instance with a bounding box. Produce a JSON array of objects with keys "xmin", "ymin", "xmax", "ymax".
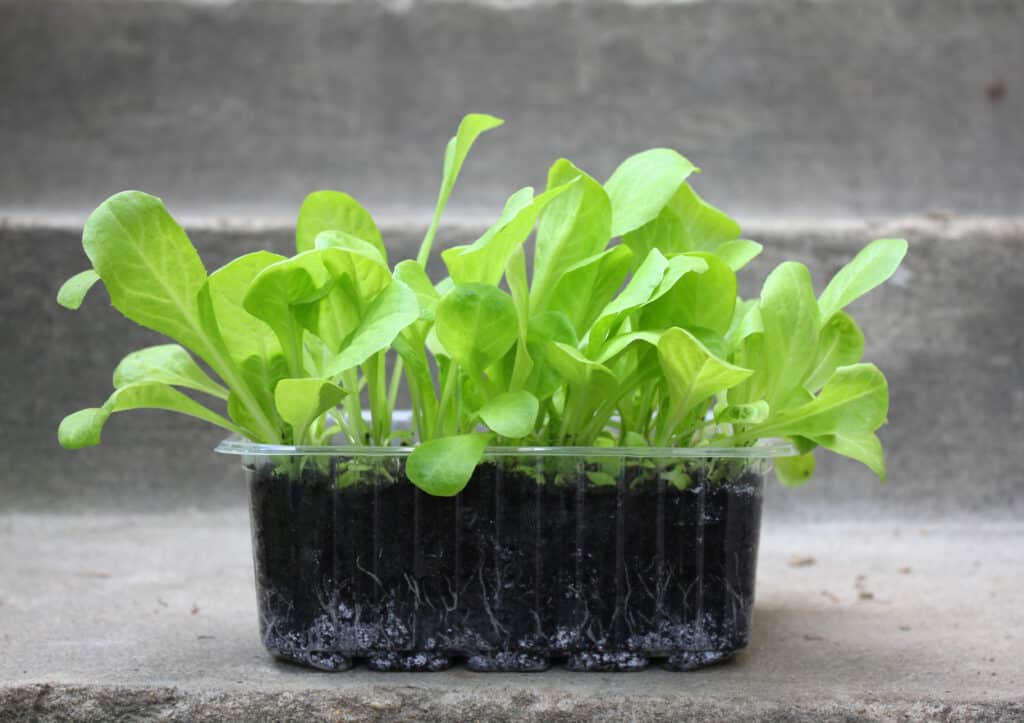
[{"xmin": 217, "ymin": 440, "xmax": 793, "ymax": 672}]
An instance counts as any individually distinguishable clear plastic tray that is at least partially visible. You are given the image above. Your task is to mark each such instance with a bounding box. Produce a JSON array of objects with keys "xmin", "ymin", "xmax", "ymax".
[{"xmin": 218, "ymin": 439, "xmax": 793, "ymax": 672}]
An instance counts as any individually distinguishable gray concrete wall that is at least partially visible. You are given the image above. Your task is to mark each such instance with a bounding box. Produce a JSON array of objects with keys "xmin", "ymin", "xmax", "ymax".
[
  {"xmin": 2, "ymin": 0, "xmax": 1022, "ymax": 220},
  {"xmin": 4, "ymin": 217, "xmax": 1022, "ymax": 519}
]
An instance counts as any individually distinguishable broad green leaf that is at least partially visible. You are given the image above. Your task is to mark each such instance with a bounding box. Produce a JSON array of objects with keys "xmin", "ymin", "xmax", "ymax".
[
  {"xmin": 547, "ymin": 342, "xmax": 617, "ymax": 389},
  {"xmin": 605, "ymin": 149, "xmax": 697, "ymax": 237},
  {"xmin": 58, "ymin": 382, "xmax": 244, "ymax": 449},
  {"xmin": 590, "ymin": 251, "xmax": 708, "ymax": 352},
  {"xmin": 57, "ymin": 269, "xmax": 100, "ymax": 310},
  {"xmin": 753, "ymin": 363, "xmax": 889, "ymax": 439},
  {"xmin": 434, "ymin": 283, "xmax": 517, "ymax": 373},
  {"xmin": 274, "ymin": 378, "xmax": 345, "ymax": 443},
  {"xmin": 544, "ymin": 245, "xmax": 633, "ymax": 337},
  {"xmin": 113, "ymin": 344, "xmax": 228, "ymax": 400},
  {"xmin": 775, "ymin": 451, "xmax": 816, "ymax": 487},
  {"xmin": 208, "ymin": 252, "xmax": 285, "ymax": 361},
  {"xmin": 716, "ymin": 401, "xmax": 770, "ymax": 425},
  {"xmin": 478, "ymin": 390, "xmax": 539, "ymax": 438},
  {"xmin": 323, "ymin": 279, "xmax": 419, "ymax": 377},
  {"xmin": 406, "ymin": 432, "xmax": 494, "ymax": 496},
  {"xmin": 759, "ymin": 262, "xmax": 820, "ymax": 408},
  {"xmin": 596, "ymin": 331, "xmax": 662, "ymax": 365},
  {"xmin": 588, "ymin": 249, "xmax": 668, "ymax": 348},
  {"xmin": 82, "ymin": 191, "xmax": 211, "ymax": 355},
  {"xmin": 505, "ymin": 246, "xmax": 534, "ymax": 390},
  {"xmin": 715, "ymin": 239, "xmax": 763, "ymax": 271},
  {"xmin": 622, "ymin": 205, "xmax": 685, "ymax": 269},
  {"xmin": 418, "ymin": 113, "xmax": 505, "ymax": 266},
  {"xmin": 524, "ymin": 312, "xmax": 578, "ymax": 400},
  {"xmin": 818, "ymin": 238, "xmax": 908, "ymax": 322},
  {"xmin": 318, "ymin": 232, "xmax": 392, "ymax": 304},
  {"xmin": 296, "ymin": 190, "xmax": 385, "ymax": 258},
  {"xmin": 531, "ymin": 159, "xmax": 612, "ymax": 310},
  {"xmin": 640, "ymin": 252, "xmax": 736, "ymax": 335},
  {"xmin": 243, "ymin": 250, "xmax": 334, "ymax": 372},
  {"xmin": 725, "ymin": 299, "xmax": 762, "ymax": 349},
  {"xmin": 657, "ymin": 328, "xmax": 753, "ymax": 421},
  {"xmin": 442, "ymin": 180, "xmax": 575, "ymax": 285},
  {"xmin": 804, "ymin": 311, "xmax": 864, "ymax": 393},
  {"xmin": 811, "ymin": 430, "xmax": 886, "ymax": 480},
  {"xmin": 393, "ymin": 259, "xmax": 440, "ymax": 322},
  {"xmin": 667, "ymin": 182, "xmax": 742, "ymax": 252}
]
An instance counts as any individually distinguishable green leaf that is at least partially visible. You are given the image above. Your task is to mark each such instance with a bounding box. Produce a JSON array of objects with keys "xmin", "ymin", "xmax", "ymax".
[
  {"xmin": 775, "ymin": 451, "xmax": 816, "ymax": 487},
  {"xmin": 714, "ymin": 239, "xmax": 763, "ymax": 271},
  {"xmin": 418, "ymin": 113, "xmax": 505, "ymax": 266},
  {"xmin": 58, "ymin": 382, "xmax": 244, "ymax": 449},
  {"xmin": 605, "ymin": 149, "xmax": 698, "ymax": 237},
  {"xmin": 622, "ymin": 205, "xmax": 685, "ymax": 268},
  {"xmin": 589, "ymin": 250, "xmax": 708, "ymax": 352},
  {"xmin": 435, "ymin": 283, "xmax": 518, "ymax": 373},
  {"xmin": 596, "ymin": 330, "xmax": 662, "ymax": 365},
  {"xmin": 803, "ymin": 311, "xmax": 864, "ymax": 393},
  {"xmin": 57, "ymin": 269, "xmax": 100, "ymax": 310},
  {"xmin": 112, "ymin": 344, "xmax": 228, "ymax": 400},
  {"xmin": 323, "ymin": 279, "xmax": 419, "ymax": 377},
  {"xmin": 274, "ymin": 378, "xmax": 345, "ymax": 443},
  {"xmin": 442, "ymin": 180, "xmax": 575, "ymax": 285},
  {"xmin": 657, "ymin": 327, "xmax": 753, "ymax": 422},
  {"xmin": 406, "ymin": 432, "xmax": 494, "ymax": 496},
  {"xmin": 478, "ymin": 390, "xmax": 539, "ymax": 438},
  {"xmin": 810, "ymin": 430, "xmax": 887, "ymax": 481},
  {"xmin": 759, "ymin": 262, "xmax": 820, "ymax": 408},
  {"xmin": 547, "ymin": 342, "xmax": 617, "ymax": 389},
  {"xmin": 818, "ymin": 238, "xmax": 908, "ymax": 322},
  {"xmin": 243, "ymin": 250, "xmax": 334, "ymax": 373},
  {"xmin": 639, "ymin": 252, "xmax": 736, "ymax": 335},
  {"xmin": 393, "ymin": 259, "xmax": 441, "ymax": 322},
  {"xmin": 753, "ymin": 363, "xmax": 889, "ymax": 439},
  {"xmin": 523, "ymin": 312, "xmax": 578, "ymax": 400},
  {"xmin": 317, "ymin": 232, "xmax": 392, "ymax": 303},
  {"xmin": 716, "ymin": 401, "xmax": 770, "ymax": 425},
  {"xmin": 544, "ymin": 245, "xmax": 633, "ymax": 337},
  {"xmin": 668, "ymin": 182, "xmax": 742, "ymax": 252},
  {"xmin": 531, "ymin": 159, "xmax": 612, "ymax": 311},
  {"xmin": 296, "ymin": 190, "xmax": 385, "ymax": 258},
  {"xmin": 82, "ymin": 191, "xmax": 211, "ymax": 355},
  {"xmin": 208, "ymin": 252, "xmax": 286, "ymax": 361}
]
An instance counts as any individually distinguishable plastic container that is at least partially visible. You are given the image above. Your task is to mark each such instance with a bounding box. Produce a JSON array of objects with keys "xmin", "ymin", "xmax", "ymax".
[{"xmin": 217, "ymin": 440, "xmax": 793, "ymax": 672}]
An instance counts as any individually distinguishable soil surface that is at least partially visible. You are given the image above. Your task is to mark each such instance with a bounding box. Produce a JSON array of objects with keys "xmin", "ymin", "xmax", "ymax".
[{"xmin": 247, "ymin": 457, "xmax": 764, "ymax": 671}]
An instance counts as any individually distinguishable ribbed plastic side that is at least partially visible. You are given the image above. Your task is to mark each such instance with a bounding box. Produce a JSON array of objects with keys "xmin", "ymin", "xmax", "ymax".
[{"xmin": 246, "ymin": 454, "xmax": 766, "ymax": 672}]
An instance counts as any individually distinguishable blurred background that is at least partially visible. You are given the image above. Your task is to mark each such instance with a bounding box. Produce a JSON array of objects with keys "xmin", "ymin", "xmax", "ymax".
[{"xmin": 2, "ymin": 0, "xmax": 1021, "ymax": 519}]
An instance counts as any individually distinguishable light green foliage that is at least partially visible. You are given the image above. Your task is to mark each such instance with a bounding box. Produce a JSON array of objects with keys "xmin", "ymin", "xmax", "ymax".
[
  {"xmin": 406, "ymin": 433, "xmax": 494, "ymax": 496},
  {"xmin": 478, "ymin": 390, "xmax": 539, "ymax": 438},
  {"xmin": 113, "ymin": 345, "xmax": 228, "ymax": 400},
  {"xmin": 274, "ymin": 378, "xmax": 345, "ymax": 445},
  {"xmin": 296, "ymin": 190, "xmax": 385, "ymax": 258},
  {"xmin": 58, "ymin": 114, "xmax": 904, "ymax": 492},
  {"xmin": 434, "ymin": 283, "xmax": 518, "ymax": 374},
  {"xmin": 818, "ymin": 238, "xmax": 908, "ymax": 322},
  {"xmin": 605, "ymin": 149, "xmax": 697, "ymax": 237},
  {"xmin": 57, "ymin": 269, "xmax": 100, "ymax": 310}
]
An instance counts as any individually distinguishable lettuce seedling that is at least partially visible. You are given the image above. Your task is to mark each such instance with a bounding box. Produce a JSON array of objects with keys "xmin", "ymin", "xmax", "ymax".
[{"xmin": 58, "ymin": 113, "xmax": 906, "ymax": 495}]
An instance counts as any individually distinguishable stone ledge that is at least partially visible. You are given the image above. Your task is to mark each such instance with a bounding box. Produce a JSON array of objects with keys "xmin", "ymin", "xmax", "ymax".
[{"xmin": 1, "ymin": 513, "xmax": 1021, "ymax": 721}]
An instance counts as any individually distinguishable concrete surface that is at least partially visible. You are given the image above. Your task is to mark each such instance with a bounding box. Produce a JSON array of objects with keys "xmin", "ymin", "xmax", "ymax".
[
  {"xmin": 0, "ymin": 512, "xmax": 1021, "ymax": 721},
  {"xmin": 2, "ymin": 0, "xmax": 1022, "ymax": 219},
  {"xmin": 3, "ymin": 215, "xmax": 1022, "ymax": 518}
]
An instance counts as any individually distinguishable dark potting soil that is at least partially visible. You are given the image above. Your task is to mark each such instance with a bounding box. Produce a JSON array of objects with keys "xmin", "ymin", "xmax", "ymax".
[{"xmin": 247, "ymin": 457, "xmax": 764, "ymax": 672}]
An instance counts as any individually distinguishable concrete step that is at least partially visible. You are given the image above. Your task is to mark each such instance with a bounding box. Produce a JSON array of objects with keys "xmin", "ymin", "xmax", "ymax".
[
  {"xmin": 2, "ymin": 0, "xmax": 1022, "ymax": 218},
  {"xmin": 1, "ymin": 512, "xmax": 1020, "ymax": 721},
  {"xmin": 3, "ymin": 214, "xmax": 1022, "ymax": 519}
]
